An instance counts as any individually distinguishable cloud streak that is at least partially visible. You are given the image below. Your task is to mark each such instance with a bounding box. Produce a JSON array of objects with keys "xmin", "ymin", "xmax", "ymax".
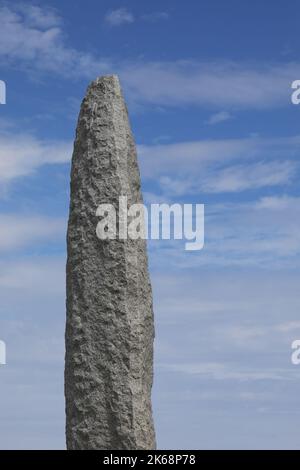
[
  {"xmin": 0, "ymin": 214, "xmax": 65, "ymax": 252},
  {"xmin": 0, "ymin": 3, "xmax": 110, "ymax": 78},
  {"xmin": 104, "ymin": 8, "xmax": 134, "ymax": 26},
  {"xmin": 122, "ymin": 60, "xmax": 298, "ymax": 109},
  {"xmin": 0, "ymin": 256, "xmax": 65, "ymax": 291},
  {"xmin": 138, "ymin": 135, "xmax": 300, "ymax": 194},
  {"xmin": 0, "ymin": 4, "xmax": 298, "ymax": 109},
  {"xmin": 159, "ymin": 362, "xmax": 296, "ymax": 382},
  {"xmin": 0, "ymin": 131, "xmax": 71, "ymax": 184},
  {"xmin": 206, "ymin": 111, "xmax": 233, "ymax": 125}
]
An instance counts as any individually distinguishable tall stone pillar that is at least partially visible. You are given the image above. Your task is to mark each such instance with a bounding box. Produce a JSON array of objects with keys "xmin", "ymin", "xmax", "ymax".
[{"xmin": 65, "ymin": 75, "xmax": 156, "ymax": 450}]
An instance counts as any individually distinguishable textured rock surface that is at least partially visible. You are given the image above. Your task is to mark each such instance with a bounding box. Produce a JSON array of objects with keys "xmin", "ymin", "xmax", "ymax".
[{"xmin": 65, "ymin": 75, "xmax": 156, "ymax": 450}]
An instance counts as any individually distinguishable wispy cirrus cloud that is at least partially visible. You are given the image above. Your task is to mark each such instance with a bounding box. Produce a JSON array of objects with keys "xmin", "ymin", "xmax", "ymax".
[
  {"xmin": 0, "ymin": 256, "xmax": 65, "ymax": 291},
  {"xmin": 122, "ymin": 60, "xmax": 298, "ymax": 109},
  {"xmin": 198, "ymin": 160, "xmax": 296, "ymax": 193},
  {"xmin": 138, "ymin": 137, "xmax": 255, "ymax": 179},
  {"xmin": 206, "ymin": 111, "xmax": 233, "ymax": 125},
  {"xmin": 1, "ymin": 128, "xmax": 298, "ymax": 196},
  {"xmin": 0, "ymin": 214, "xmax": 65, "ymax": 252},
  {"xmin": 104, "ymin": 8, "xmax": 169, "ymax": 26},
  {"xmin": 158, "ymin": 362, "xmax": 295, "ymax": 381},
  {"xmin": 255, "ymin": 194, "xmax": 300, "ymax": 210},
  {"xmin": 138, "ymin": 135, "xmax": 300, "ymax": 194},
  {"xmin": 158, "ymin": 160, "xmax": 296, "ymax": 195},
  {"xmin": 12, "ymin": 3, "xmax": 62, "ymax": 29},
  {"xmin": 0, "ymin": 131, "xmax": 71, "ymax": 184},
  {"xmin": 0, "ymin": 3, "xmax": 298, "ymax": 109},
  {"xmin": 104, "ymin": 8, "xmax": 134, "ymax": 26},
  {"xmin": 147, "ymin": 194, "xmax": 300, "ymax": 270},
  {"xmin": 0, "ymin": 3, "xmax": 110, "ymax": 77}
]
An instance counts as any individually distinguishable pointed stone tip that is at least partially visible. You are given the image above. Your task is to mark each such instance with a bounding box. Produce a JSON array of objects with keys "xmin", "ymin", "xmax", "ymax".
[{"xmin": 88, "ymin": 74, "xmax": 121, "ymax": 91}]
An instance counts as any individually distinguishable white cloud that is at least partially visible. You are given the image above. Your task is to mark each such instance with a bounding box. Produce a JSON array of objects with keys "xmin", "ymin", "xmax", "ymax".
[
  {"xmin": 138, "ymin": 137, "xmax": 255, "ymax": 179},
  {"xmin": 0, "ymin": 255, "xmax": 65, "ymax": 449},
  {"xmin": 0, "ymin": 257, "xmax": 65, "ymax": 292},
  {"xmin": 0, "ymin": 5, "xmax": 299, "ymax": 110},
  {"xmin": 138, "ymin": 135, "xmax": 300, "ymax": 194},
  {"xmin": 151, "ymin": 269, "xmax": 300, "ymax": 382},
  {"xmin": 146, "ymin": 191, "xmax": 300, "ymax": 269},
  {"xmin": 0, "ymin": 214, "xmax": 65, "ymax": 251},
  {"xmin": 104, "ymin": 9, "xmax": 168, "ymax": 26},
  {"xmin": 159, "ymin": 362, "xmax": 293, "ymax": 381},
  {"xmin": 104, "ymin": 8, "xmax": 134, "ymax": 26},
  {"xmin": 15, "ymin": 4, "xmax": 62, "ymax": 29},
  {"xmin": 7, "ymin": 125, "xmax": 299, "ymax": 198},
  {"xmin": 0, "ymin": 132, "xmax": 71, "ymax": 183},
  {"xmin": 0, "ymin": 4, "xmax": 110, "ymax": 77},
  {"xmin": 200, "ymin": 160, "xmax": 296, "ymax": 193},
  {"xmin": 225, "ymin": 203, "xmax": 298, "ymax": 262},
  {"xmin": 206, "ymin": 111, "xmax": 232, "ymax": 125},
  {"xmin": 157, "ymin": 159, "xmax": 294, "ymax": 196},
  {"xmin": 275, "ymin": 321, "xmax": 300, "ymax": 333},
  {"xmin": 122, "ymin": 60, "xmax": 299, "ymax": 109},
  {"xmin": 255, "ymin": 195, "xmax": 300, "ymax": 210}
]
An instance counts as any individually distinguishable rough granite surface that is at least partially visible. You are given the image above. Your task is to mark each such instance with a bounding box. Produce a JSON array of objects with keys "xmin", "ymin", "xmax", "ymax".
[{"xmin": 65, "ymin": 75, "xmax": 156, "ymax": 450}]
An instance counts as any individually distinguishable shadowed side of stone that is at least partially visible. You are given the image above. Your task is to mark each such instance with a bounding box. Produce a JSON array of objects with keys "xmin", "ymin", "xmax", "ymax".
[{"xmin": 65, "ymin": 75, "xmax": 156, "ymax": 450}]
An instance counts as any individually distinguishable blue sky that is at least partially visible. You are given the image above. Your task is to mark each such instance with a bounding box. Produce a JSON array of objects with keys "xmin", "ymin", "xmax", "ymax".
[{"xmin": 0, "ymin": 0, "xmax": 300, "ymax": 449}]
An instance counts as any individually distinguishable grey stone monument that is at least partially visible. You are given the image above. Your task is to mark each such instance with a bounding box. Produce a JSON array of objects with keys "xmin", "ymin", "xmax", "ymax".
[{"xmin": 65, "ymin": 75, "xmax": 156, "ymax": 449}]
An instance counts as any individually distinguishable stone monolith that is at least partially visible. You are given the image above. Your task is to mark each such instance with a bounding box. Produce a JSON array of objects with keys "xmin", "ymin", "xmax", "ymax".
[{"xmin": 65, "ymin": 75, "xmax": 156, "ymax": 450}]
